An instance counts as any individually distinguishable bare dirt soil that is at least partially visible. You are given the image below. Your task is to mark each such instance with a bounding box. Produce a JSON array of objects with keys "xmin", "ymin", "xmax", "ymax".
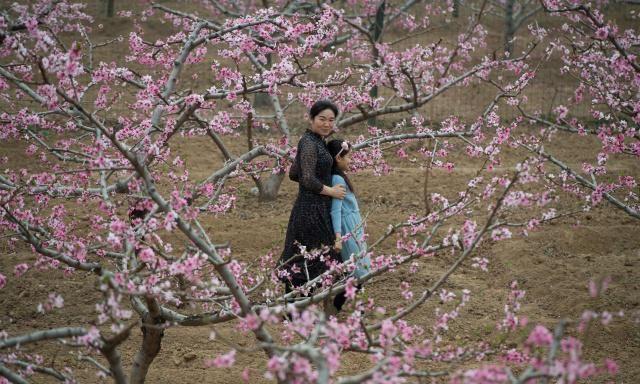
[
  {"xmin": 1, "ymin": 1, "xmax": 639, "ymax": 383},
  {"xmin": 1, "ymin": 128, "xmax": 639, "ymax": 383}
]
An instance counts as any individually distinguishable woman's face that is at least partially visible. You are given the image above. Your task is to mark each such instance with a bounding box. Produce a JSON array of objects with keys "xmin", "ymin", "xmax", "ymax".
[
  {"xmin": 310, "ymin": 108, "xmax": 335, "ymax": 137},
  {"xmin": 335, "ymin": 151, "xmax": 351, "ymax": 172}
]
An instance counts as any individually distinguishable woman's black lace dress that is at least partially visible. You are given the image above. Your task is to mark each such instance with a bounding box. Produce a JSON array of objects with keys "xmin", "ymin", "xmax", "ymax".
[{"xmin": 279, "ymin": 130, "xmax": 340, "ymax": 287}]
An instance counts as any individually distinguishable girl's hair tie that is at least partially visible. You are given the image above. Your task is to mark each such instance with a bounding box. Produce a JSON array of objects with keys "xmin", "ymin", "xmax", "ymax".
[{"xmin": 337, "ymin": 141, "xmax": 349, "ymax": 157}]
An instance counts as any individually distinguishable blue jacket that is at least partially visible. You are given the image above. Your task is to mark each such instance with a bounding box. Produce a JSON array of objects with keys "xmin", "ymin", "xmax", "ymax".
[{"xmin": 330, "ymin": 174, "xmax": 371, "ymax": 278}]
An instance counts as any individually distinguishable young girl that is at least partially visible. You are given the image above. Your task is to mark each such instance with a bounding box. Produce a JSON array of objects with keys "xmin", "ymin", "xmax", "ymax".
[{"xmin": 327, "ymin": 139, "xmax": 372, "ymax": 281}]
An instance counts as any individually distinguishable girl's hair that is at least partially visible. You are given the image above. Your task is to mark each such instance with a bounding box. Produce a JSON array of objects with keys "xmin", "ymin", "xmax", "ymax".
[
  {"xmin": 326, "ymin": 139, "xmax": 355, "ymax": 194},
  {"xmin": 309, "ymin": 99, "xmax": 339, "ymax": 120}
]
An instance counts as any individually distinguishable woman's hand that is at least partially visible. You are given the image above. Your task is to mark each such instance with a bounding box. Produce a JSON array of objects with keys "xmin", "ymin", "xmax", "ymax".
[
  {"xmin": 330, "ymin": 184, "xmax": 346, "ymax": 199},
  {"xmin": 321, "ymin": 184, "xmax": 346, "ymax": 199}
]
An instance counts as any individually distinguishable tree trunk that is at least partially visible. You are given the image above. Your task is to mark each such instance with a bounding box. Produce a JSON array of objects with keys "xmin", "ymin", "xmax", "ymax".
[
  {"xmin": 130, "ymin": 298, "xmax": 164, "ymax": 384},
  {"xmin": 105, "ymin": 0, "xmax": 115, "ymax": 17},
  {"xmin": 368, "ymin": 0, "xmax": 386, "ymax": 127},
  {"xmin": 102, "ymin": 344, "xmax": 128, "ymax": 384},
  {"xmin": 254, "ymin": 92, "xmax": 271, "ymax": 108},
  {"xmin": 258, "ymin": 172, "xmax": 286, "ymax": 201},
  {"xmin": 504, "ymin": 0, "xmax": 515, "ymax": 55},
  {"xmin": 453, "ymin": 0, "xmax": 460, "ymax": 18},
  {"xmin": 253, "ymin": 54, "xmax": 272, "ymax": 108}
]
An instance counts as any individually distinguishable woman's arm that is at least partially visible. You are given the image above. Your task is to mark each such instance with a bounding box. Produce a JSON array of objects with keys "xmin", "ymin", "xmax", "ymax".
[
  {"xmin": 321, "ymin": 184, "xmax": 345, "ymax": 199},
  {"xmin": 289, "ymin": 160, "xmax": 299, "ymax": 182},
  {"xmin": 298, "ymin": 138, "xmax": 345, "ymax": 199},
  {"xmin": 298, "ymin": 137, "xmax": 324, "ymax": 192}
]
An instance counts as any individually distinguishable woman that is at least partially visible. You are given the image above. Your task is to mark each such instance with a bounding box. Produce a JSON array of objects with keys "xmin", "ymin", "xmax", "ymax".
[{"xmin": 279, "ymin": 100, "xmax": 346, "ymax": 289}]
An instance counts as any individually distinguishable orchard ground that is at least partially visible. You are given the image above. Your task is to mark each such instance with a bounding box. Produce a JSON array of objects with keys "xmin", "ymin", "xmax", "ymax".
[{"xmin": 1, "ymin": 126, "xmax": 639, "ymax": 382}]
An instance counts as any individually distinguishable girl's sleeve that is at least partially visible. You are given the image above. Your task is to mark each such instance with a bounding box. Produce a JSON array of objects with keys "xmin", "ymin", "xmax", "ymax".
[
  {"xmin": 330, "ymin": 175, "xmax": 345, "ymax": 235},
  {"xmin": 298, "ymin": 137, "xmax": 323, "ymax": 193}
]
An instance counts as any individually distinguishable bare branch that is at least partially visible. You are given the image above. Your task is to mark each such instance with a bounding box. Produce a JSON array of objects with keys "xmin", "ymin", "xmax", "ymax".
[
  {"xmin": 368, "ymin": 170, "xmax": 520, "ymax": 331},
  {"xmin": 0, "ymin": 327, "xmax": 87, "ymax": 349},
  {"xmin": 0, "ymin": 363, "xmax": 30, "ymax": 384},
  {"xmin": 521, "ymin": 144, "xmax": 640, "ymax": 219}
]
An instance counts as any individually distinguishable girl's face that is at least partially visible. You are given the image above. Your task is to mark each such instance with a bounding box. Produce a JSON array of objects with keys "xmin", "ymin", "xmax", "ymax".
[
  {"xmin": 310, "ymin": 109, "xmax": 335, "ymax": 137},
  {"xmin": 335, "ymin": 151, "xmax": 351, "ymax": 172}
]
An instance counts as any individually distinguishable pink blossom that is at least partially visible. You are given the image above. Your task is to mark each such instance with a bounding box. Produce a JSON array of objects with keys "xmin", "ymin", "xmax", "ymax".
[
  {"xmin": 601, "ymin": 311, "xmax": 613, "ymax": 325},
  {"xmin": 62, "ymin": 42, "xmax": 83, "ymax": 77},
  {"xmin": 344, "ymin": 277, "xmax": 357, "ymax": 300},
  {"xmin": 379, "ymin": 319, "xmax": 397, "ymax": 347},
  {"xmin": 205, "ymin": 349, "xmax": 236, "ymax": 368},
  {"xmin": 471, "ymin": 257, "xmax": 489, "ymax": 272},
  {"xmin": 138, "ymin": 248, "xmax": 155, "ymax": 263},
  {"xmin": 37, "ymin": 292, "xmax": 64, "ymax": 313},
  {"xmin": 456, "ymin": 365, "xmax": 508, "ymax": 383},
  {"xmin": 36, "ymin": 84, "xmax": 58, "ymax": 110},
  {"xmin": 439, "ymin": 289, "xmax": 456, "ymax": 303},
  {"xmin": 208, "ymin": 193, "xmax": 236, "ymax": 216},
  {"xmin": 554, "ymin": 105, "xmax": 568, "ymax": 120},
  {"xmin": 594, "ymin": 27, "xmax": 609, "ymax": 40},
  {"xmin": 76, "ymin": 327, "xmax": 101, "ymax": 347},
  {"xmin": 490, "ymin": 227, "xmax": 512, "ymax": 241},
  {"xmin": 527, "ymin": 325, "xmax": 553, "ymax": 346},
  {"xmin": 0, "ymin": 273, "xmax": 6, "ymax": 289},
  {"xmin": 460, "ymin": 220, "xmax": 478, "ymax": 248},
  {"xmin": 400, "ymin": 281, "xmax": 413, "ymax": 301},
  {"xmin": 265, "ymin": 355, "xmax": 287, "ymax": 380},
  {"xmin": 25, "ymin": 144, "xmax": 38, "ymax": 156},
  {"xmin": 185, "ymin": 93, "xmax": 204, "ymax": 107},
  {"xmin": 14, "ymin": 263, "xmax": 29, "ymax": 277},
  {"xmin": 24, "ymin": 16, "xmax": 38, "ymax": 34},
  {"xmin": 240, "ymin": 314, "xmax": 260, "ymax": 331},
  {"xmin": 604, "ymin": 358, "xmax": 618, "ymax": 375},
  {"xmin": 164, "ymin": 211, "xmax": 178, "ymax": 231},
  {"xmin": 502, "ymin": 348, "xmax": 527, "ymax": 364}
]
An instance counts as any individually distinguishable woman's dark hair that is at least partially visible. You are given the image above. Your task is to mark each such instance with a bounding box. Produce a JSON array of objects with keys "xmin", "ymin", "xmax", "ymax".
[
  {"xmin": 309, "ymin": 99, "xmax": 339, "ymax": 120},
  {"xmin": 326, "ymin": 139, "xmax": 355, "ymax": 194}
]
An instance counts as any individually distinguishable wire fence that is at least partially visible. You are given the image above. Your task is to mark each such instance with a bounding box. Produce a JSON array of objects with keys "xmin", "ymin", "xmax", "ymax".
[
  {"xmin": 420, "ymin": 83, "xmax": 592, "ymax": 124},
  {"xmin": 278, "ymin": 80, "xmax": 593, "ymax": 135}
]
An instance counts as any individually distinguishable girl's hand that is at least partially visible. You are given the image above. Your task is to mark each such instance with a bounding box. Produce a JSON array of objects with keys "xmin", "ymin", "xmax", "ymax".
[
  {"xmin": 334, "ymin": 237, "xmax": 342, "ymax": 252},
  {"xmin": 331, "ymin": 184, "xmax": 346, "ymax": 199}
]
